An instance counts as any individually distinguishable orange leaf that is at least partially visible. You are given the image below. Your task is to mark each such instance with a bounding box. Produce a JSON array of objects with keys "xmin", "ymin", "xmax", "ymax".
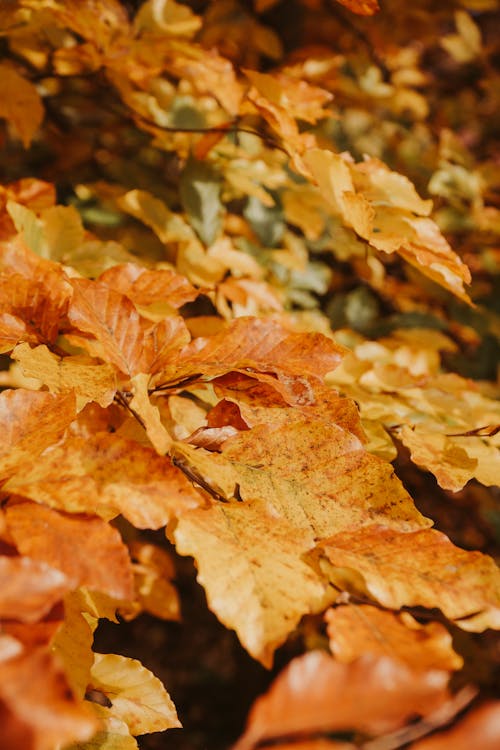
[
  {"xmin": 5, "ymin": 501, "xmax": 135, "ymax": 601},
  {"xmin": 0, "ymin": 65, "xmax": 44, "ymax": 148},
  {"xmin": 68, "ymin": 278, "xmax": 190, "ymax": 375},
  {"xmin": 0, "ymin": 389, "xmax": 76, "ymax": 483},
  {"xmin": 4, "ymin": 432, "xmax": 203, "ymax": 529},
  {"xmin": 0, "ymin": 646, "xmax": 97, "ymax": 750},
  {"xmin": 232, "ymin": 651, "xmax": 450, "ymax": 750},
  {"xmin": 161, "ymin": 317, "xmax": 346, "ymax": 404},
  {"xmin": 412, "ymin": 701, "xmax": 500, "ymax": 750},
  {"xmin": 325, "ymin": 604, "xmax": 463, "ymax": 672},
  {"xmin": 99, "ymin": 262, "xmax": 198, "ymax": 309},
  {"xmin": 335, "ymin": 0, "xmax": 380, "ymax": 16},
  {"xmin": 0, "ymin": 555, "xmax": 71, "ymax": 624},
  {"xmin": 320, "ymin": 526, "xmax": 500, "ymax": 631}
]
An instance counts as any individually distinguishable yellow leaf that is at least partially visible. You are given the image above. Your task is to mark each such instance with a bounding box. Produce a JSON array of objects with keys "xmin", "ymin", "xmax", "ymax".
[
  {"xmin": 66, "ymin": 709, "xmax": 138, "ymax": 750},
  {"xmin": 4, "ymin": 432, "xmax": 203, "ymax": 529},
  {"xmin": 89, "ymin": 653, "xmax": 181, "ymax": 734},
  {"xmin": 174, "ymin": 498, "xmax": 328, "ymax": 667},
  {"xmin": 320, "ymin": 526, "xmax": 500, "ymax": 631},
  {"xmin": 13, "ymin": 342, "xmax": 117, "ymax": 409},
  {"xmin": 130, "ymin": 373, "xmax": 172, "ymax": 454},
  {"xmin": 0, "ymin": 64, "xmax": 44, "ymax": 147}
]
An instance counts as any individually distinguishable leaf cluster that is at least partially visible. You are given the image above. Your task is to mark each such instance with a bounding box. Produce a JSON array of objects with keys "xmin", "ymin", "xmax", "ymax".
[{"xmin": 0, "ymin": 1, "xmax": 499, "ymax": 748}]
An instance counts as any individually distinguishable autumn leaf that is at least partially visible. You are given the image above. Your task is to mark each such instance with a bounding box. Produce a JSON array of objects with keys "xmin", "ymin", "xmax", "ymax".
[
  {"xmin": 0, "ymin": 555, "xmax": 71, "ymax": 624},
  {"xmin": 0, "ymin": 64, "xmax": 44, "ymax": 147},
  {"xmin": 0, "ymin": 389, "xmax": 76, "ymax": 483},
  {"xmin": 98, "ymin": 262, "xmax": 198, "ymax": 309},
  {"xmin": 12, "ymin": 342, "xmax": 117, "ymax": 409},
  {"xmin": 159, "ymin": 317, "xmax": 346, "ymax": 404},
  {"xmin": 89, "ymin": 653, "xmax": 181, "ymax": 734},
  {"xmin": 325, "ymin": 604, "xmax": 463, "ymax": 671},
  {"xmin": 319, "ymin": 526, "xmax": 500, "ymax": 631},
  {"xmin": 5, "ymin": 501, "xmax": 135, "ymax": 601},
  {"xmin": 4, "ymin": 432, "xmax": 203, "ymax": 529},
  {"xmin": 232, "ymin": 651, "xmax": 451, "ymax": 750},
  {"xmin": 67, "ymin": 278, "xmax": 190, "ymax": 376},
  {"xmin": 174, "ymin": 498, "xmax": 327, "ymax": 667},
  {"xmin": 412, "ymin": 701, "xmax": 500, "ymax": 750},
  {"xmin": 335, "ymin": 0, "xmax": 380, "ymax": 16},
  {"xmin": 0, "ymin": 647, "xmax": 98, "ymax": 750}
]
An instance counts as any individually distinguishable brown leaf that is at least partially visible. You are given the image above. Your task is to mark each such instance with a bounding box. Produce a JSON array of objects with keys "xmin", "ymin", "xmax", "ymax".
[
  {"xmin": 0, "ymin": 647, "xmax": 98, "ymax": 750},
  {"xmin": 160, "ymin": 317, "xmax": 346, "ymax": 404},
  {"xmin": 0, "ymin": 555, "xmax": 71, "ymax": 624},
  {"xmin": 325, "ymin": 604, "xmax": 463, "ymax": 672},
  {"xmin": 335, "ymin": 0, "xmax": 380, "ymax": 15},
  {"xmin": 98, "ymin": 262, "xmax": 198, "ymax": 309},
  {"xmin": 0, "ymin": 389, "xmax": 76, "ymax": 483},
  {"xmin": 4, "ymin": 432, "xmax": 203, "ymax": 529},
  {"xmin": 5, "ymin": 501, "xmax": 135, "ymax": 601},
  {"xmin": 411, "ymin": 701, "xmax": 500, "ymax": 750},
  {"xmin": 232, "ymin": 651, "xmax": 450, "ymax": 750},
  {"xmin": 67, "ymin": 278, "xmax": 190, "ymax": 376},
  {"xmin": 320, "ymin": 526, "xmax": 500, "ymax": 631},
  {"xmin": 0, "ymin": 64, "xmax": 44, "ymax": 148}
]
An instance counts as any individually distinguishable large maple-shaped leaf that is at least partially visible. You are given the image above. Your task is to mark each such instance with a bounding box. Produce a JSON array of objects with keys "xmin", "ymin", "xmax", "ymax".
[
  {"xmin": 67, "ymin": 278, "xmax": 190, "ymax": 376},
  {"xmin": 325, "ymin": 604, "xmax": 462, "ymax": 671},
  {"xmin": 0, "ymin": 555, "xmax": 71, "ymax": 624},
  {"xmin": 174, "ymin": 498, "xmax": 327, "ymax": 667},
  {"xmin": 320, "ymin": 526, "xmax": 500, "ymax": 631},
  {"xmin": 4, "ymin": 432, "xmax": 203, "ymax": 529},
  {"xmin": 0, "ymin": 646, "xmax": 98, "ymax": 750},
  {"xmin": 5, "ymin": 501, "xmax": 134, "ymax": 601},
  {"xmin": 89, "ymin": 653, "xmax": 181, "ymax": 734},
  {"xmin": 159, "ymin": 317, "xmax": 346, "ymax": 404},
  {"xmin": 0, "ymin": 389, "xmax": 76, "ymax": 483},
  {"xmin": 232, "ymin": 651, "xmax": 450, "ymax": 750}
]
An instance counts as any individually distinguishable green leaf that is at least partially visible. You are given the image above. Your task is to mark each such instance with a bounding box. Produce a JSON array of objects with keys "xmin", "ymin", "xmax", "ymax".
[
  {"xmin": 244, "ymin": 195, "xmax": 284, "ymax": 247},
  {"xmin": 180, "ymin": 157, "xmax": 222, "ymax": 246}
]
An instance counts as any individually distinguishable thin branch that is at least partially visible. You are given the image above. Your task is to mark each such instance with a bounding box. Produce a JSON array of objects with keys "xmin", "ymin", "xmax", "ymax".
[
  {"xmin": 114, "ymin": 390, "xmax": 146, "ymax": 430},
  {"xmin": 328, "ymin": 1, "xmax": 391, "ymax": 81}
]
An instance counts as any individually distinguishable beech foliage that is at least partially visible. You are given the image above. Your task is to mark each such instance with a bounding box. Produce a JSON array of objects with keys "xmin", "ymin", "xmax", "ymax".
[{"xmin": 0, "ymin": 1, "xmax": 499, "ymax": 748}]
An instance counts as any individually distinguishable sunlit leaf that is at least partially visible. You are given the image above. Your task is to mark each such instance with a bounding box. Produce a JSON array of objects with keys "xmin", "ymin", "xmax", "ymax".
[
  {"xmin": 0, "ymin": 64, "xmax": 44, "ymax": 148},
  {"xmin": 89, "ymin": 653, "xmax": 181, "ymax": 734}
]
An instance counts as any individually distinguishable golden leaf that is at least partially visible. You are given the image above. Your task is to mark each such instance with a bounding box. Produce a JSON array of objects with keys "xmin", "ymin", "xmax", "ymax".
[
  {"xmin": 13, "ymin": 343, "xmax": 117, "ymax": 409},
  {"xmin": 0, "ymin": 64, "xmax": 44, "ymax": 147},
  {"xmin": 0, "ymin": 389, "xmax": 76, "ymax": 483},
  {"xmin": 174, "ymin": 498, "xmax": 327, "ymax": 667},
  {"xmin": 89, "ymin": 653, "xmax": 181, "ymax": 734},
  {"xmin": 4, "ymin": 432, "xmax": 203, "ymax": 529},
  {"xmin": 320, "ymin": 526, "xmax": 500, "ymax": 631},
  {"xmin": 325, "ymin": 604, "xmax": 463, "ymax": 671}
]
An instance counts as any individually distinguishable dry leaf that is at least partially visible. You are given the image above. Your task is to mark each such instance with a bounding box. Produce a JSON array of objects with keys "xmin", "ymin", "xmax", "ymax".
[
  {"xmin": 233, "ymin": 651, "xmax": 450, "ymax": 750},
  {"xmin": 411, "ymin": 701, "xmax": 500, "ymax": 750},
  {"xmin": 325, "ymin": 604, "xmax": 463, "ymax": 671},
  {"xmin": 0, "ymin": 389, "xmax": 76, "ymax": 483},
  {"xmin": 4, "ymin": 432, "xmax": 203, "ymax": 529},
  {"xmin": 0, "ymin": 64, "xmax": 44, "ymax": 147},
  {"xmin": 0, "ymin": 555, "xmax": 71, "ymax": 624},
  {"xmin": 5, "ymin": 501, "xmax": 134, "ymax": 601},
  {"xmin": 174, "ymin": 498, "xmax": 327, "ymax": 667},
  {"xmin": 89, "ymin": 653, "xmax": 181, "ymax": 734},
  {"xmin": 320, "ymin": 526, "xmax": 500, "ymax": 631}
]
